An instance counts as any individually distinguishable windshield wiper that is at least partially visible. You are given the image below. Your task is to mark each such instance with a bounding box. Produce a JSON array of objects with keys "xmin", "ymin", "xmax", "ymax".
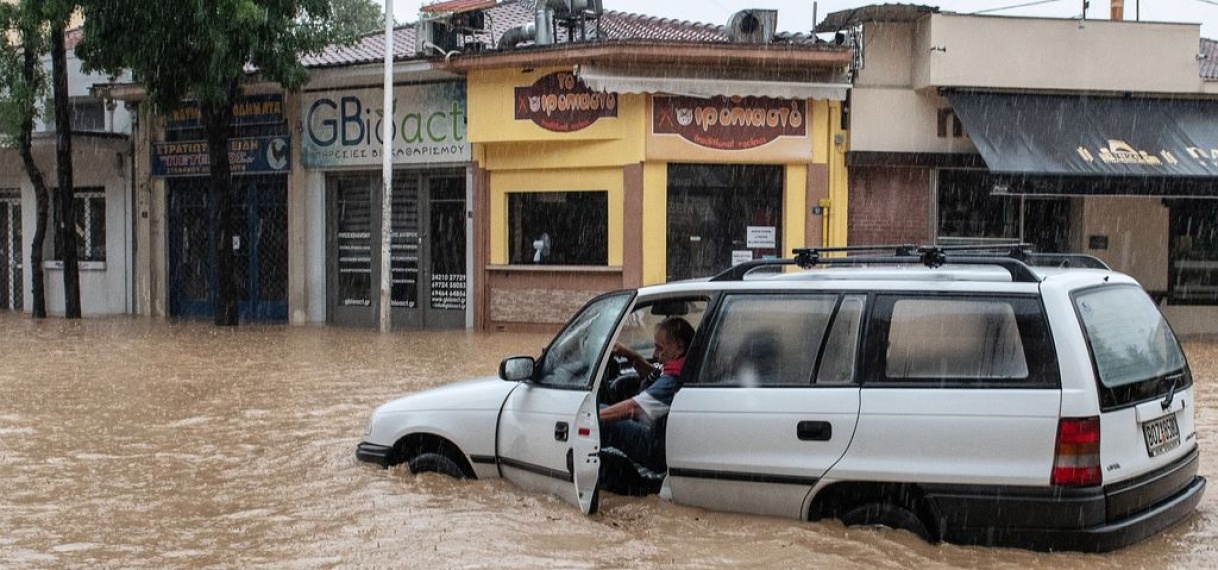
[{"xmin": 1161, "ymin": 372, "xmax": 1185, "ymax": 411}]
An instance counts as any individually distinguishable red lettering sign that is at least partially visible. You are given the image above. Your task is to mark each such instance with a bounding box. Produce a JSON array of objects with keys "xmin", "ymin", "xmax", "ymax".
[
  {"xmin": 514, "ymin": 72, "xmax": 617, "ymax": 132},
  {"xmin": 653, "ymin": 96, "xmax": 806, "ymax": 150}
]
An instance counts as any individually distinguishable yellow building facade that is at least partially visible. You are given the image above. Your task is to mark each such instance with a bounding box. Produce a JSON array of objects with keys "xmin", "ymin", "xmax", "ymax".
[{"xmin": 460, "ymin": 46, "xmax": 851, "ymax": 331}]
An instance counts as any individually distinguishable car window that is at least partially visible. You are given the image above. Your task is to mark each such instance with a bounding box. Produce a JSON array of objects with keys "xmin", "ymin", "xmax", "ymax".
[
  {"xmin": 537, "ymin": 292, "xmax": 632, "ymax": 389},
  {"xmin": 699, "ymin": 294, "xmax": 837, "ymax": 387},
  {"xmin": 616, "ymin": 298, "xmax": 709, "ymax": 358},
  {"xmin": 817, "ymin": 295, "xmax": 865, "ymax": 385},
  {"xmin": 869, "ymin": 294, "xmax": 1059, "ymax": 387},
  {"xmin": 1074, "ymin": 285, "xmax": 1187, "ymax": 388},
  {"xmin": 887, "ymin": 299, "xmax": 1028, "ymax": 379}
]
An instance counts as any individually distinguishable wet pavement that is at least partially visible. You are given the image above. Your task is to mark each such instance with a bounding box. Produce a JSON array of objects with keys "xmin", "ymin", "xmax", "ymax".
[{"xmin": 0, "ymin": 313, "xmax": 1215, "ymax": 569}]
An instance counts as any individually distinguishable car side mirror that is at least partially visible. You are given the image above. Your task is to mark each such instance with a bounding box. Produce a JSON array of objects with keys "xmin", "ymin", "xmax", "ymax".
[{"xmin": 499, "ymin": 356, "xmax": 536, "ymax": 382}]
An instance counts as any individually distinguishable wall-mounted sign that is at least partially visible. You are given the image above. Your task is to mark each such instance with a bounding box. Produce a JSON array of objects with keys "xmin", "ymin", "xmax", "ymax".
[
  {"xmin": 166, "ymin": 94, "xmax": 286, "ymax": 130},
  {"xmin": 150, "ymin": 136, "xmax": 290, "ymax": 177},
  {"xmin": 653, "ymin": 95, "xmax": 806, "ymax": 151},
  {"xmin": 301, "ymin": 82, "xmax": 469, "ymax": 168},
  {"xmin": 514, "ymin": 71, "xmax": 617, "ymax": 133}
]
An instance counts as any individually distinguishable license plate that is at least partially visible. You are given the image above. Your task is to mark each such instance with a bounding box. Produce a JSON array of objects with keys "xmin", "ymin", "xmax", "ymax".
[{"xmin": 1143, "ymin": 413, "xmax": 1181, "ymax": 457}]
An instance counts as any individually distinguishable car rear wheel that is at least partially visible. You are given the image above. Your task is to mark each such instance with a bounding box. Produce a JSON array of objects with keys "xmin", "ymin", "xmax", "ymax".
[
  {"xmin": 840, "ymin": 502, "xmax": 930, "ymax": 541},
  {"xmin": 408, "ymin": 451, "xmax": 468, "ymax": 479}
]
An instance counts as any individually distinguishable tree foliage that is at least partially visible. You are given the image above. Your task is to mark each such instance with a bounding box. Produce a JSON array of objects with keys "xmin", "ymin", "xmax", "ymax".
[{"xmin": 77, "ymin": 0, "xmax": 377, "ymax": 113}]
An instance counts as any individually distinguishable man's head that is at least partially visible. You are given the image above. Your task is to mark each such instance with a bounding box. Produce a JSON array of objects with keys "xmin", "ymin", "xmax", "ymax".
[{"xmin": 653, "ymin": 317, "xmax": 695, "ymax": 363}]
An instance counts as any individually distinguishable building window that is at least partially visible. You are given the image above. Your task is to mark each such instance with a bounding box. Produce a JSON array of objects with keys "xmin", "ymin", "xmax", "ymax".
[
  {"xmin": 507, "ymin": 191, "xmax": 607, "ymax": 265},
  {"xmin": 71, "ymin": 98, "xmax": 106, "ymax": 132},
  {"xmin": 1169, "ymin": 199, "xmax": 1218, "ymax": 304},
  {"xmin": 54, "ymin": 188, "xmax": 106, "ymax": 262},
  {"xmin": 937, "ymin": 170, "xmax": 1069, "ymax": 252}
]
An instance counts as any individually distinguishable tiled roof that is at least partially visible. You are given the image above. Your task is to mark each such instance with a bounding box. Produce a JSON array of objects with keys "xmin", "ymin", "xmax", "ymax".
[
  {"xmin": 1203, "ymin": 38, "xmax": 1218, "ymax": 81},
  {"xmin": 302, "ymin": 0, "xmax": 821, "ymax": 68}
]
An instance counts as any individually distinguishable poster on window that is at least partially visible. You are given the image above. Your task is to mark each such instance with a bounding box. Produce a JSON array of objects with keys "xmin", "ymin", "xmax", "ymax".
[
  {"xmin": 430, "ymin": 273, "xmax": 467, "ymax": 310},
  {"xmin": 746, "ymin": 226, "xmax": 776, "ymax": 249}
]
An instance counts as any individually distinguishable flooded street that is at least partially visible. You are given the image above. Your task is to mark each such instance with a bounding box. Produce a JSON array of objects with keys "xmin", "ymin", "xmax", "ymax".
[{"xmin": 0, "ymin": 313, "xmax": 1215, "ymax": 569}]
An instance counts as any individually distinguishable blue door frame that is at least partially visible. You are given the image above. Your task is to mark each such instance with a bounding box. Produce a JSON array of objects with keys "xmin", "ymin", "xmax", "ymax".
[{"xmin": 168, "ymin": 177, "xmax": 288, "ymax": 322}]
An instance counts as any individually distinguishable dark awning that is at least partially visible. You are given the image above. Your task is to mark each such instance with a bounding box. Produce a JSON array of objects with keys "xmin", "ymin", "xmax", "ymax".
[{"xmin": 947, "ymin": 92, "xmax": 1218, "ymax": 177}]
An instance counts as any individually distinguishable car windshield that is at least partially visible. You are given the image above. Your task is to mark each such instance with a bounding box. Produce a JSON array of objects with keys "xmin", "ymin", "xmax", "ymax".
[
  {"xmin": 1075, "ymin": 285, "xmax": 1187, "ymax": 388},
  {"xmin": 536, "ymin": 292, "xmax": 633, "ymax": 389}
]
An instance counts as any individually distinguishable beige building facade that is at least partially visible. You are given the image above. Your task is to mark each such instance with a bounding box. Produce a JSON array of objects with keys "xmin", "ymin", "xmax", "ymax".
[{"xmin": 832, "ymin": 6, "xmax": 1218, "ymax": 335}]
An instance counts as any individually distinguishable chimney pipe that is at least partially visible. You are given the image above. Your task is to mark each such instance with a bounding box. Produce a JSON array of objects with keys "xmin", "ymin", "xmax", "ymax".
[
  {"xmin": 535, "ymin": 0, "xmax": 568, "ymax": 46},
  {"xmin": 1111, "ymin": 0, "xmax": 1124, "ymax": 21}
]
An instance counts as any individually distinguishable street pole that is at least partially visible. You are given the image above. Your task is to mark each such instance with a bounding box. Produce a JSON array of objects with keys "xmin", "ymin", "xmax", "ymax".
[{"xmin": 379, "ymin": 0, "xmax": 395, "ymax": 333}]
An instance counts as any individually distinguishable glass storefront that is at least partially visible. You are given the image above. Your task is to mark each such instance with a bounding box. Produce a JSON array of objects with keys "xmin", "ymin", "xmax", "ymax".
[
  {"xmin": 1169, "ymin": 199, "xmax": 1218, "ymax": 304},
  {"xmin": 666, "ymin": 164, "xmax": 783, "ymax": 281},
  {"xmin": 937, "ymin": 170, "xmax": 1070, "ymax": 252},
  {"xmin": 326, "ymin": 169, "xmax": 466, "ymax": 329}
]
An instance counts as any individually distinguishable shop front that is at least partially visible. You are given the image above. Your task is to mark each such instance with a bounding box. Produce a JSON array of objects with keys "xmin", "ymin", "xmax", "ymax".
[
  {"xmin": 153, "ymin": 95, "xmax": 292, "ymax": 322},
  {"xmin": 944, "ymin": 92, "xmax": 1218, "ymax": 331},
  {"xmin": 299, "ymin": 81, "xmax": 470, "ymax": 329},
  {"xmin": 462, "ymin": 45, "xmax": 851, "ymax": 331}
]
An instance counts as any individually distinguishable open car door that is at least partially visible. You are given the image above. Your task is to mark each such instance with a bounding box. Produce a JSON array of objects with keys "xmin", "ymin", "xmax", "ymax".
[{"xmin": 496, "ymin": 292, "xmax": 634, "ymax": 514}]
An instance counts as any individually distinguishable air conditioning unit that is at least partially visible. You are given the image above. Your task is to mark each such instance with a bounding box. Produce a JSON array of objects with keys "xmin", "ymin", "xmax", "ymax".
[
  {"xmin": 415, "ymin": 17, "xmax": 457, "ymax": 56},
  {"xmin": 727, "ymin": 9, "xmax": 777, "ymax": 44}
]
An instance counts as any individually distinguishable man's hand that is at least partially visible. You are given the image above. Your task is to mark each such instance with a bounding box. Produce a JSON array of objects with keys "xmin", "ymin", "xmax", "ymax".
[{"xmin": 599, "ymin": 398, "xmax": 640, "ymax": 424}]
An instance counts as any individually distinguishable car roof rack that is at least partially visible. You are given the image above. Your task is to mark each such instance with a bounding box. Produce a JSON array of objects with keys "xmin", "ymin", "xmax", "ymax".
[{"xmin": 709, "ymin": 243, "xmax": 1110, "ymax": 283}]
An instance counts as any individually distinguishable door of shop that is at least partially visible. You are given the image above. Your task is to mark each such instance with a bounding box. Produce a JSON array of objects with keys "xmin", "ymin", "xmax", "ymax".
[
  {"xmin": 167, "ymin": 177, "xmax": 288, "ymax": 321},
  {"xmin": 327, "ymin": 171, "xmax": 466, "ymax": 329},
  {"xmin": 0, "ymin": 193, "xmax": 21, "ymax": 311},
  {"xmin": 666, "ymin": 164, "xmax": 784, "ymax": 281}
]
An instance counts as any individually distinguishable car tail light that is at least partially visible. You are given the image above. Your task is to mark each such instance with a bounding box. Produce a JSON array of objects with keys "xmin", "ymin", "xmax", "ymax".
[{"xmin": 1051, "ymin": 417, "xmax": 1101, "ymax": 487}]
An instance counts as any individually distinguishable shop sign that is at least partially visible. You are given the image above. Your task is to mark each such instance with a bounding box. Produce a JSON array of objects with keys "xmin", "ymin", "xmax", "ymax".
[
  {"xmin": 166, "ymin": 94, "xmax": 286, "ymax": 130},
  {"xmin": 150, "ymin": 136, "xmax": 291, "ymax": 177},
  {"xmin": 514, "ymin": 71, "xmax": 617, "ymax": 132},
  {"xmin": 653, "ymin": 95, "xmax": 806, "ymax": 150},
  {"xmin": 301, "ymin": 82, "xmax": 468, "ymax": 168}
]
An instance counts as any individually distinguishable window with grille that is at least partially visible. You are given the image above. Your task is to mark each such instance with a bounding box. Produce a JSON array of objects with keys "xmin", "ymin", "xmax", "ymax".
[{"xmin": 53, "ymin": 188, "xmax": 106, "ymax": 262}]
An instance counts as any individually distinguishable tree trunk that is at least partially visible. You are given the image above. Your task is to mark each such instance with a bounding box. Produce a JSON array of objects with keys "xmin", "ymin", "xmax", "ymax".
[
  {"xmin": 51, "ymin": 21, "xmax": 80, "ymax": 319},
  {"xmin": 18, "ymin": 34, "xmax": 48, "ymax": 319},
  {"xmin": 201, "ymin": 88, "xmax": 238, "ymax": 326}
]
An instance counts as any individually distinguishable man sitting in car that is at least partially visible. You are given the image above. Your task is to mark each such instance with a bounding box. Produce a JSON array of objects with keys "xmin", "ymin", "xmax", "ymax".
[{"xmin": 598, "ymin": 317, "xmax": 696, "ymax": 486}]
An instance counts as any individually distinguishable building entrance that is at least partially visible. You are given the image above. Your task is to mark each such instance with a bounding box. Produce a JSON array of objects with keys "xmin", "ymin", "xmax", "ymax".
[
  {"xmin": 327, "ymin": 170, "xmax": 466, "ymax": 329},
  {"xmin": 666, "ymin": 164, "xmax": 784, "ymax": 281},
  {"xmin": 167, "ymin": 176, "xmax": 288, "ymax": 321},
  {"xmin": 0, "ymin": 192, "xmax": 21, "ymax": 311}
]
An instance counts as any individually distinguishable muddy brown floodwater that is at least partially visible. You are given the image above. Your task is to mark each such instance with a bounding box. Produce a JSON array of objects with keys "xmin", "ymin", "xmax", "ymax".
[{"xmin": 0, "ymin": 313, "xmax": 1215, "ymax": 569}]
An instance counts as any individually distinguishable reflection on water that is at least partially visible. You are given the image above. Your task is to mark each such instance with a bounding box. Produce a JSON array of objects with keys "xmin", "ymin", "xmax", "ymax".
[{"xmin": 0, "ymin": 313, "xmax": 1214, "ymax": 569}]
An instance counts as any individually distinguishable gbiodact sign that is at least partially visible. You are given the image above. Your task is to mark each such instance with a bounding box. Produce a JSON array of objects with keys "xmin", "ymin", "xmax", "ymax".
[{"xmin": 301, "ymin": 82, "xmax": 469, "ymax": 168}]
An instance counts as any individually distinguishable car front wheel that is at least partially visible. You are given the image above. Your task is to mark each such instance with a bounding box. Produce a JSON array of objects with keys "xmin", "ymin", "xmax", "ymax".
[{"xmin": 408, "ymin": 451, "xmax": 468, "ymax": 479}]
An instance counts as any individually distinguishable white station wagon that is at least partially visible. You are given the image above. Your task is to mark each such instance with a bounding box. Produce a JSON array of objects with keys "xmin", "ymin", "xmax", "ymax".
[{"xmin": 357, "ymin": 244, "xmax": 1205, "ymax": 552}]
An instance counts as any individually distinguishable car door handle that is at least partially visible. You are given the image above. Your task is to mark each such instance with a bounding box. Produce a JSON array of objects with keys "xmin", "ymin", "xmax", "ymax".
[
  {"xmin": 797, "ymin": 421, "xmax": 832, "ymax": 441},
  {"xmin": 555, "ymin": 421, "xmax": 569, "ymax": 442}
]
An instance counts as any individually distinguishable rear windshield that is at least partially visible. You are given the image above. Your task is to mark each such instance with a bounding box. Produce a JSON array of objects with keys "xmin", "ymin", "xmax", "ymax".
[{"xmin": 1074, "ymin": 285, "xmax": 1188, "ymax": 397}]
